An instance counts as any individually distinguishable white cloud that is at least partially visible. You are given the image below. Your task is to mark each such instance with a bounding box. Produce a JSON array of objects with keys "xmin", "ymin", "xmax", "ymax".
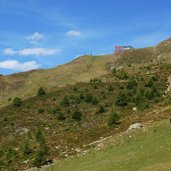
[
  {"xmin": 2, "ymin": 48, "xmax": 60, "ymax": 56},
  {"xmin": 18, "ymin": 48, "xmax": 59, "ymax": 56},
  {"xmin": 26, "ymin": 32, "xmax": 45, "ymax": 44},
  {"xmin": 0, "ymin": 60, "xmax": 40, "ymax": 71},
  {"xmin": 3, "ymin": 48, "xmax": 16, "ymax": 55},
  {"xmin": 66, "ymin": 30, "xmax": 81, "ymax": 37}
]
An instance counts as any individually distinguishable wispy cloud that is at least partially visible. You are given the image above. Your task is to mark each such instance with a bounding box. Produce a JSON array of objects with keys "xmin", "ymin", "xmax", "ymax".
[
  {"xmin": 0, "ymin": 60, "xmax": 40, "ymax": 71},
  {"xmin": 26, "ymin": 32, "xmax": 45, "ymax": 44},
  {"xmin": 131, "ymin": 33, "xmax": 170, "ymax": 47},
  {"xmin": 66, "ymin": 30, "xmax": 81, "ymax": 37},
  {"xmin": 3, "ymin": 48, "xmax": 16, "ymax": 55},
  {"xmin": 2, "ymin": 48, "xmax": 60, "ymax": 56}
]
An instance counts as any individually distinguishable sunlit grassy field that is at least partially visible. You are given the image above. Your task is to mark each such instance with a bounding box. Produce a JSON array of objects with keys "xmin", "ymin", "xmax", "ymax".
[{"xmin": 42, "ymin": 120, "xmax": 171, "ymax": 171}]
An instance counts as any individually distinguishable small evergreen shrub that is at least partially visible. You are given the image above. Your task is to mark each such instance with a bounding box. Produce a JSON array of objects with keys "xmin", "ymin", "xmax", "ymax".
[
  {"xmin": 145, "ymin": 78, "xmax": 154, "ymax": 87},
  {"xmin": 107, "ymin": 111, "xmax": 120, "ymax": 126},
  {"xmin": 93, "ymin": 84, "xmax": 98, "ymax": 89},
  {"xmin": 52, "ymin": 106, "xmax": 61, "ymax": 114},
  {"xmin": 38, "ymin": 108, "xmax": 45, "ymax": 114},
  {"xmin": 33, "ymin": 150, "xmax": 44, "ymax": 168},
  {"xmin": 0, "ymin": 159, "xmax": 4, "ymax": 167},
  {"xmin": 33, "ymin": 143, "xmax": 49, "ymax": 168},
  {"xmin": 108, "ymin": 85, "xmax": 113, "ymax": 92},
  {"xmin": 145, "ymin": 90, "xmax": 155, "ymax": 100},
  {"xmin": 0, "ymin": 147, "xmax": 4, "ymax": 158},
  {"xmin": 38, "ymin": 87, "xmax": 46, "ymax": 96},
  {"xmin": 72, "ymin": 110, "xmax": 82, "ymax": 121},
  {"xmin": 73, "ymin": 96, "xmax": 81, "ymax": 104},
  {"xmin": 73, "ymin": 86, "xmax": 78, "ymax": 91},
  {"xmin": 127, "ymin": 79, "xmax": 138, "ymax": 89},
  {"xmin": 92, "ymin": 97, "xmax": 99, "ymax": 105},
  {"xmin": 112, "ymin": 68, "xmax": 117, "ymax": 73},
  {"xmin": 151, "ymin": 75, "xmax": 158, "ymax": 81},
  {"xmin": 98, "ymin": 105, "xmax": 105, "ymax": 113},
  {"xmin": 90, "ymin": 77, "xmax": 102, "ymax": 83},
  {"xmin": 36, "ymin": 129, "xmax": 45, "ymax": 144},
  {"xmin": 60, "ymin": 96, "xmax": 70, "ymax": 107},
  {"xmin": 6, "ymin": 148, "xmax": 17, "ymax": 164},
  {"xmin": 23, "ymin": 142, "xmax": 32, "ymax": 157},
  {"xmin": 57, "ymin": 112, "xmax": 66, "ymax": 121},
  {"xmin": 13, "ymin": 97, "xmax": 22, "ymax": 107},
  {"xmin": 79, "ymin": 92, "xmax": 84, "ymax": 100},
  {"xmin": 115, "ymin": 91, "xmax": 128, "ymax": 107},
  {"xmin": 85, "ymin": 93, "xmax": 93, "ymax": 103}
]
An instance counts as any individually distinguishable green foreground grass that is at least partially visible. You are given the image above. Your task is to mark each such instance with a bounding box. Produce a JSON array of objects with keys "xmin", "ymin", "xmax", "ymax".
[{"xmin": 41, "ymin": 120, "xmax": 171, "ymax": 171}]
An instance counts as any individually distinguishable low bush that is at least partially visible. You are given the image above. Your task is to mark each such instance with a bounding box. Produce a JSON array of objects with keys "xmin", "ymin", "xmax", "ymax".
[
  {"xmin": 60, "ymin": 96, "xmax": 70, "ymax": 107},
  {"xmin": 38, "ymin": 109, "xmax": 45, "ymax": 114},
  {"xmin": 72, "ymin": 109, "xmax": 82, "ymax": 121},
  {"xmin": 92, "ymin": 97, "xmax": 99, "ymax": 105},
  {"xmin": 38, "ymin": 87, "xmax": 46, "ymax": 96},
  {"xmin": 57, "ymin": 112, "xmax": 66, "ymax": 121},
  {"xmin": 107, "ymin": 111, "xmax": 120, "ymax": 126},
  {"xmin": 85, "ymin": 93, "xmax": 93, "ymax": 103},
  {"xmin": 13, "ymin": 97, "xmax": 22, "ymax": 107}
]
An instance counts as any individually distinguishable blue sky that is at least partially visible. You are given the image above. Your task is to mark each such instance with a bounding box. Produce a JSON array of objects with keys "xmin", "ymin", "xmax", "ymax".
[{"xmin": 0, "ymin": 0, "xmax": 171, "ymax": 74}]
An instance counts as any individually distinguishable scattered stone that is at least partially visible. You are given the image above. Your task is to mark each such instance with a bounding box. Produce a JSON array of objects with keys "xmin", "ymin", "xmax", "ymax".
[
  {"xmin": 75, "ymin": 148, "xmax": 81, "ymax": 153},
  {"xmin": 133, "ymin": 107, "xmax": 138, "ymax": 112},
  {"xmin": 41, "ymin": 159, "xmax": 53, "ymax": 166},
  {"xmin": 15, "ymin": 147, "xmax": 19, "ymax": 151},
  {"xmin": 15, "ymin": 127, "xmax": 29, "ymax": 135},
  {"xmin": 23, "ymin": 159, "xmax": 29, "ymax": 164},
  {"xmin": 128, "ymin": 123, "xmax": 143, "ymax": 131}
]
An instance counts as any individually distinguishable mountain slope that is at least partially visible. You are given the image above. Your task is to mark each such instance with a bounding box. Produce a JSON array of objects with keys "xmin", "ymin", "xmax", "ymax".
[
  {"xmin": 0, "ymin": 38, "xmax": 171, "ymax": 108},
  {"xmin": 0, "ymin": 54, "xmax": 116, "ymax": 106},
  {"xmin": 0, "ymin": 38, "xmax": 171, "ymax": 170},
  {"xmin": 115, "ymin": 38, "xmax": 171, "ymax": 66},
  {"xmin": 0, "ymin": 60, "xmax": 170, "ymax": 170}
]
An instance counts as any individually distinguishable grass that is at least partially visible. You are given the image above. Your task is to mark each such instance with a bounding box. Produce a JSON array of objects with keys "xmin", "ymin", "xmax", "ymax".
[{"xmin": 42, "ymin": 119, "xmax": 171, "ymax": 171}]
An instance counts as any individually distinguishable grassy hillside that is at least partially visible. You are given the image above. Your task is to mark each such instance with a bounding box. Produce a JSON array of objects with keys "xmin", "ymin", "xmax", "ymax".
[
  {"xmin": 42, "ymin": 119, "xmax": 171, "ymax": 171},
  {"xmin": 0, "ymin": 62, "xmax": 170, "ymax": 170},
  {"xmin": 1, "ymin": 38, "xmax": 171, "ymax": 170},
  {"xmin": 0, "ymin": 54, "xmax": 116, "ymax": 107},
  {"xmin": 115, "ymin": 38, "xmax": 171, "ymax": 66},
  {"xmin": 0, "ymin": 38, "xmax": 171, "ymax": 107}
]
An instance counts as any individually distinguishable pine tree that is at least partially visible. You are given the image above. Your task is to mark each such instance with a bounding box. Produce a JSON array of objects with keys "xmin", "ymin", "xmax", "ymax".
[
  {"xmin": 13, "ymin": 97, "xmax": 22, "ymax": 107},
  {"xmin": 72, "ymin": 109, "xmax": 82, "ymax": 121},
  {"xmin": 79, "ymin": 92, "xmax": 84, "ymax": 100},
  {"xmin": 23, "ymin": 141, "xmax": 32, "ymax": 157},
  {"xmin": 107, "ymin": 110, "xmax": 120, "ymax": 126},
  {"xmin": 92, "ymin": 97, "xmax": 98, "ymax": 105},
  {"xmin": 85, "ymin": 93, "xmax": 93, "ymax": 103},
  {"xmin": 127, "ymin": 79, "xmax": 138, "ymax": 89},
  {"xmin": 57, "ymin": 112, "xmax": 66, "ymax": 121},
  {"xmin": 115, "ymin": 91, "xmax": 128, "ymax": 107},
  {"xmin": 60, "ymin": 96, "xmax": 70, "ymax": 107},
  {"xmin": 33, "ymin": 130, "xmax": 49, "ymax": 167},
  {"xmin": 38, "ymin": 87, "xmax": 46, "ymax": 96},
  {"xmin": 98, "ymin": 105, "xmax": 105, "ymax": 113}
]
